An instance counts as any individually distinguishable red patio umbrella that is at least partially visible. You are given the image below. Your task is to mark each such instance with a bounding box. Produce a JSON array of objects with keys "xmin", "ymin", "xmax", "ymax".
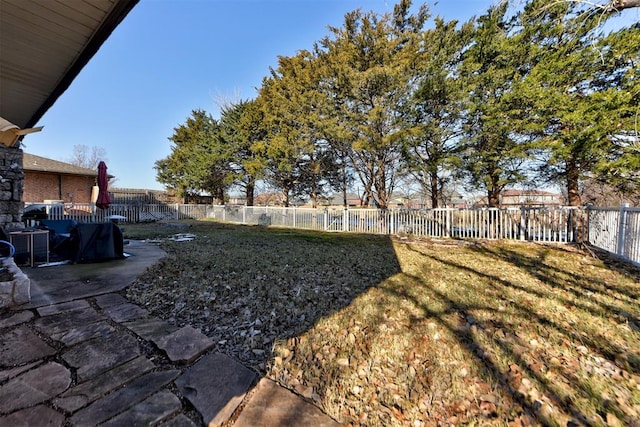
[{"xmin": 96, "ymin": 161, "xmax": 111, "ymax": 210}]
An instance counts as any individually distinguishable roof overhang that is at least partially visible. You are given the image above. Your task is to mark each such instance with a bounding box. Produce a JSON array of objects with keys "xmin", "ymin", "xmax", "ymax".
[{"xmin": 0, "ymin": 0, "xmax": 138, "ymax": 146}]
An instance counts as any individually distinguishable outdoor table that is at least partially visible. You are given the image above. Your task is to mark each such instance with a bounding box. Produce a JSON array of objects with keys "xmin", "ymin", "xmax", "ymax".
[{"xmin": 10, "ymin": 229, "xmax": 49, "ymax": 267}]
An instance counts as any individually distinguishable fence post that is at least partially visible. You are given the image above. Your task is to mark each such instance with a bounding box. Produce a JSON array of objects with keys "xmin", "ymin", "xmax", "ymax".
[
  {"xmin": 520, "ymin": 206, "xmax": 526, "ymax": 241},
  {"xmin": 617, "ymin": 203, "xmax": 629, "ymax": 257},
  {"xmin": 445, "ymin": 209, "xmax": 451, "ymax": 238},
  {"xmin": 292, "ymin": 207, "xmax": 296, "ymax": 228},
  {"xmin": 175, "ymin": 204, "xmax": 179, "ymax": 220},
  {"xmin": 324, "ymin": 208, "xmax": 328, "ymax": 231},
  {"xmin": 585, "ymin": 206, "xmax": 593, "ymax": 245},
  {"xmin": 343, "ymin": 208, "xmax": 348, "ymax": 232}
]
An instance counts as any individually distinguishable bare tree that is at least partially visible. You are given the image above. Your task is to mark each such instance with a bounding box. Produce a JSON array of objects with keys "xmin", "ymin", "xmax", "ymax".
[
  {"xmin": 581, "ymin": 176, "xmax": 640, "ymax": 206},
  {"xmin": 66, "ymin": 145, "xmax": 108, "ymax": 170}
]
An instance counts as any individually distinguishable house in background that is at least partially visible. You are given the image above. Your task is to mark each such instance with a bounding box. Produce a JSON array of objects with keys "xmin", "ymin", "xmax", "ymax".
[
  {"xmin": 500, "ymin": 189, "xmax": 564, "ymax": 207},
  {"xmin": 327, "ymin": 193, "xmax": 362, "ymax": 207},
  {"xmin": 22, "ymin": 153, "xmax": 112, "ymax": 204},
  {"xmin": 227, "ymin": 196, "xmax": 247, "ymax": 205},
  {"xmin": 470, "ymin": 190, "xmax": 564, "ymax": 207},
  {"xmin": 254, "ymin": 192, "xmax": 287, "ymax": 206}
]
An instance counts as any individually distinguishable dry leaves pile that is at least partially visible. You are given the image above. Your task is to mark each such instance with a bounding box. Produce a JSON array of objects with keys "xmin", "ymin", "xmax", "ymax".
[
  {"xmin": 126, "ymin": 222, "xmax": 400, "ymax": 371},
  {"xmin": 125, "ymin": 221, "xmax": 640, "ymax": 426}
]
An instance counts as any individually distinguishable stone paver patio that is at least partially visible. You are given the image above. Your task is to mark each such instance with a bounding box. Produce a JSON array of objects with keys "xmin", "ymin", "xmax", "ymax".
[{"xmin": 0, "ymin": 241, "xmax": 340, "ymax": 426}]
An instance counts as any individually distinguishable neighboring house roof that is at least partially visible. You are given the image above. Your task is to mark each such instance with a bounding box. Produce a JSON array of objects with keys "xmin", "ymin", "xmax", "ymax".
[
  {"xmin": 328, "ymin": 193, "xmax": 361, "ymax": 205},
  {"xmin": 23, "ymin": 153, "xmax": 101, "ymax": 178},
  {"xmin": 501, "ymin": 189, "xmax": 559, "ymax": 197},
  {"xmin": 0, "ymin": 0, "xmax": 138, "ymax": 135}
]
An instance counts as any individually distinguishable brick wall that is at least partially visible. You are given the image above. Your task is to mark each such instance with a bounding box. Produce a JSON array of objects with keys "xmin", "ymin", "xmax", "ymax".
[
  {"xmin": 23, "ymin": 171, "xmax": 95, "ymax": 204},
  {"xmin": 0, "ymin": 146, "xmax": 24, "ymax": 231}
]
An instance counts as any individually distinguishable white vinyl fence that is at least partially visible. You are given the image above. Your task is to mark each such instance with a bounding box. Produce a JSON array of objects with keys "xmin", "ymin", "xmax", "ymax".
[
  {"xmin": 206, "ymin": 205, "xmax": 583, "ymax": 243},
  {"xmin": 587, "ymin": 205, "xmax": 640, "ymax": 267},
  {"xmin": 26, "ymin": 202, "xmax": 584, "ymax": 244},
  {"xmin": 24, "ymin": 203, "xmax": 211, "ymax": 224},
  {"xmin": 24, "ymin": 202, "xmax": 640, "ymax": 265}
]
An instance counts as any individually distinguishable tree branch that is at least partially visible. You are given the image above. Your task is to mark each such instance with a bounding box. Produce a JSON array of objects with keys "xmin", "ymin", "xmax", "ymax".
[{"xmin": 608, "ymin": 0, "xmax": 640, "ymax": 11}]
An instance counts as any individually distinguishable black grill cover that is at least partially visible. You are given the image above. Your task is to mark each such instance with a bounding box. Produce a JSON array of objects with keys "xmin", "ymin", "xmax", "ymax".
[{"xmin": 71, "ymin": 223, "xmax": 125, "ymax": 263}]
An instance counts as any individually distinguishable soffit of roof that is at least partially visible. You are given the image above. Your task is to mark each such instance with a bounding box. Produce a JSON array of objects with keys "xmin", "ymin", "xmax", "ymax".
[{"xmin": 0, "ymin": 0, "xmax": 138, "ymax": 129}]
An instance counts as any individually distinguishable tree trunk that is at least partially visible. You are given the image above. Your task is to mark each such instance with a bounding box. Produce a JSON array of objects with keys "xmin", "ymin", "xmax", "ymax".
[
  {"xmin": 245, "ymin": 179, "xmax": 255, "ymax": 206},
  {"xmin": 342, "ymin": 162, "xmax": 348, "ymax": 208},
  {"xmin": 566, "ymin": 161, "xmax": 582, "ymax": 206},
  {"xmin": 311, "ymin": 181, "xmax": 318, "ymax": 209},
  {"xmin": 430, "ymin": 172, "xmax": 439, "ymax": 208},
  {"xmin": 565, "ymin": 160, "xmax": 585, "ymax": 242},
  {"xmin": 487, "ymin": 175, "xmax": 501, "ymax": 207},
  {"xmin": 362, "ymin": 183, "xmax": 373, "ymax": 207},
  {"xmin": 377, "ymin": 190, "xmax": 388, "ymax": 210},
  {"xmin": 374, "ymin": 181, "xmax": 388, "ymax": 209},
  {"xmin": 487, "ymin": 190, "xmax": 500, "ymax": 208},
  {"xmin": 215, "ymin": 188, "xmax": 225, "ymax": 205},
  {"xmin": 374, "ymin": 162, "xmax": 388, "ymax": 210}
]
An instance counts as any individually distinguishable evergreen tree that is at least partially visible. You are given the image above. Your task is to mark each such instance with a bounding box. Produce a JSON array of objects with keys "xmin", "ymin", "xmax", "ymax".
[
  {"xmin": 402, "ymin": 17, "xmax": 473, "ymax": 208},
  {"xmin": 317, "ymin": 0, "xmax": 429, "ymax": 208},
  {"xmin": 256, "ymin": 53, "xmax": 318, "ymax": 207},
  {"xmin": 516, "ymin": 0, "xmax": 639, "ymax": 205},
  {"xmin": 458, "ymin": 4, "xmax": 532, "ymax": 207},
  {"xmin": 256, "ymin": 50, "xmax": 341, "ymax": 207},
  {"xmin": 155, "ymin": 109, "xmax": 230, "ymax": 202},
  {"xmin": 219, "ymin": 99, "xmax": 265, "ymax": 206}
]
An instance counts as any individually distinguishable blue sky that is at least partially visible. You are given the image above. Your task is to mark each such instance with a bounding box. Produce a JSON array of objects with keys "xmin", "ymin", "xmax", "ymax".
[{"xmin": 23, "ymin": 0, "xmax": 638, "ymax": 190}]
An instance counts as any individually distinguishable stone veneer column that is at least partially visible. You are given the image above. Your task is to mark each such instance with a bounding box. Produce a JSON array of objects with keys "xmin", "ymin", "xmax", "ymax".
[
  {"xmin": 0, "ymin": 145, "xmax": 25, "ymax": 231},
  {"xmin": 0, "ymin": 146, "xmax": 29, "ymax": 308}
]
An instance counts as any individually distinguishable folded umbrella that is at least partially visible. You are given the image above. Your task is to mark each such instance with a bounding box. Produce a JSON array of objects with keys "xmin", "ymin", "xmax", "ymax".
[{"xmin": 96, "ymin": 161, "xmax": 111, "ymax": 210}]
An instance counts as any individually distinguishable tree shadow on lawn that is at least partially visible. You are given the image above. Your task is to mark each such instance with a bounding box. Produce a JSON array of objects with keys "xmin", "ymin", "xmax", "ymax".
[
  {"xmin": 584, "ymin": 244, "xmax": 640, "ymax": 292},
  {"xmin": 468, "ymin": 243, "xmax": 640, "ymax": 358},
  {"xmin": 127, "ymin": 221, "xmax": 402, "ymax": 372},
  {"xmin": 128, "ymin": 224, "xmax": 639, "ymax": 425},
  {"xmin": 479, "ymin": 242, "xmax": 640, "ymax": 305},
  {"xmin": 386, "ymin": 241, "xmax": 640, "ymax": 425}
]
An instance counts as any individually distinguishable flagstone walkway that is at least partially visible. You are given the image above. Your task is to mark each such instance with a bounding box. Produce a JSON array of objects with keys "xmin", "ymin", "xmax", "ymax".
[{"xmin": 0, "ymin": 241, "xmax": 340, "ymax": 426}]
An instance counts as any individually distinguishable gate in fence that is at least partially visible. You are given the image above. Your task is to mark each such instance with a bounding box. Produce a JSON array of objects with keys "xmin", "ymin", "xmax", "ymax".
[{"xmin": 587, "ymin": 204, "xmax": 640, "ymax": 266}]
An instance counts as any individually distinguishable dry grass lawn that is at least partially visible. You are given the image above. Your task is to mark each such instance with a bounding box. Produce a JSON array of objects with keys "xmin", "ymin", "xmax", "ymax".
[{"xmin": 124, "ymin": 220, "xmax": 640, "ymax": 426}]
